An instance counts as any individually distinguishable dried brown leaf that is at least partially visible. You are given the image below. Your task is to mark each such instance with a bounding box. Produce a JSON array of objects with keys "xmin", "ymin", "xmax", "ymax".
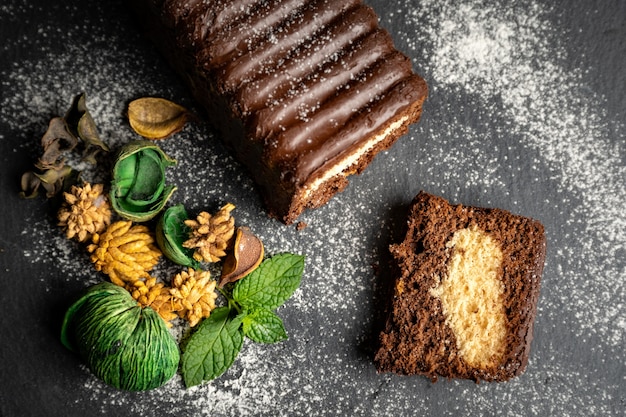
[{"xmin": 36, "ymin": 117, "xmax": 77, "ymax": 170}]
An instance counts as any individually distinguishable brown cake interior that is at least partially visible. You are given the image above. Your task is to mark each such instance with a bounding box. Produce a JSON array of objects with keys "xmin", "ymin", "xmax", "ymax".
[
  {"xmin": 375, "ymin": 192, "xmax": 546, "ymax": 382},
  {"xmin": 132, "ymin": 0, "xmax": 428, "ymax": 224}
]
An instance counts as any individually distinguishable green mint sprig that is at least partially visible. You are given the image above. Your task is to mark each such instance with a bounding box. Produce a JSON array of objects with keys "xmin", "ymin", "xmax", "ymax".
[{"xmin": 181, "ymin": 253, "xmax": 305, "ymax": 387}]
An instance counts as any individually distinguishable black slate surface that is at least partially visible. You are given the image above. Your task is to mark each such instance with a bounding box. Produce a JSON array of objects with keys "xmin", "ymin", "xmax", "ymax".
[{"xmin": 0, "ymin": 0, "xmax": 624, "ymax": 416}]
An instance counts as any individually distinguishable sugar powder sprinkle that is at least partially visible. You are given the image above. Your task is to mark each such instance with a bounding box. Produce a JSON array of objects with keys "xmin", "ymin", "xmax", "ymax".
[{"xmin": 1, "ymin": 0, "xmax": 624, "ymax": 416}]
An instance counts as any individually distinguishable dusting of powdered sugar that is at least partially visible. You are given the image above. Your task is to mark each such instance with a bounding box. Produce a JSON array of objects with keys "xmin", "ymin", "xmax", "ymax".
[
  {"xmin": 2, "ymin": 0, "xmax": 624, "ymax": 416},
  {"xmin": 401, "ymin": 0, "xmax": 626, "ymax": 346}
]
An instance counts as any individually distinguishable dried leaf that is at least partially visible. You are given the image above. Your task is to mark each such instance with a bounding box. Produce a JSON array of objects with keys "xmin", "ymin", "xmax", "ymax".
[
  {"xmin": 20, "ymin": 165, "xmax": 75, "ymax": 199},
  {"xmin": 20, "ymin": 171, "xmax": 42, "ymax": 199},
  {"xmin": 36, "ymin": 117, "xmax": 77, "ymax": 170},
  {"xmin": 128, "ymin": 97, "xmax": 190, "ymax": 140},
  {"xmin": 66, "ymin": 92, "xmax": 109, "ymax": 162},
  {"xmin": 36, "ymin": 165, "xmax": 74, "ymax": 197}
]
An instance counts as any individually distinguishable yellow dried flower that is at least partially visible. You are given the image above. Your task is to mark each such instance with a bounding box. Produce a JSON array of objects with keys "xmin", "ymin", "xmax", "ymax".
[
  {"xmin": 87, "ymin": 220, "xmax": 162, "ymax": 287},
  {"xmin": 127, "ymin": 276, "xmax": 164, "ymax": 307},
  {"xmin": 58, "ymin": 183, "xmax": 112, "ymax": 242},
  {"xmin": 170, "ymin": 268, "xmax": 218, "ymax": 327},
  {"xmin": 127, "ymin": 277, "xmax": 181, "ymax": 325},
  {"xmin": 183, "ymin": 203, "xmax": 236, "ymax": 263}
]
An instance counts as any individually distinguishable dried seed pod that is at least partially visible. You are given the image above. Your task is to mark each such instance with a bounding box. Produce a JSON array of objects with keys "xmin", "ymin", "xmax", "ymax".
[
  {"xmin": 155, "ymin": 204, "xmax": 200, "ymax": 268},
  {"xmin": 219, "ymin": 227, "xmax": 264, "ymax": 287},
  {"xmin": 128, "ymin": 97, "xmax": 190, "ymax": 140},
  {"xmin": 60, "ymin": 282, "xmax": 179, "ymax": 391},
  {"xmin": 110, "ymin": 140, "xmax": 177, "ymax": 222}
]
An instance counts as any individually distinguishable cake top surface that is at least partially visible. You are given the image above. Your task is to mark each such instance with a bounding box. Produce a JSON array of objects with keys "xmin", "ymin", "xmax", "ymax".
[{"xmin": 163, "ymin": 0, "xmax": 427, "ymax": 186}]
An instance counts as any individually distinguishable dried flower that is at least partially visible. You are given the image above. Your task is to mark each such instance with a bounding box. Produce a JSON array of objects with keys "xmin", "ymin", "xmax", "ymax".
[
  {"xmin": 127, "ymin": 277, "xmax": 181, "ymax": 325},
  {"xmin": 19, "ymin": 93, "xmax": 109, "ymax": 199},
  {"xmin": 87, "ymin": 221, "xmax": 162, "ymax": 286},
  {"xmin": 170, "ymin": 268, "xmax": 218, "ymax": 327},
  {"xmin": 58, "ymin": 182, "xmax": 112, "ymax": 242},
  {"xmin": 183, "ymin": 203, "xmax": 236, "ymax": 263}
]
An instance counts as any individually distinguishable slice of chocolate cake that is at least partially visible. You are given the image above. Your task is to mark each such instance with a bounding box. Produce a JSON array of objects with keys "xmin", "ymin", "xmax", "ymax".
[
  {"xmin": 375, "ymin": 192, "xmax": 546, "ymax": 382},
  {"xmin": 132, "ymin": 0, "xmax": 428, "ymax": 224}
]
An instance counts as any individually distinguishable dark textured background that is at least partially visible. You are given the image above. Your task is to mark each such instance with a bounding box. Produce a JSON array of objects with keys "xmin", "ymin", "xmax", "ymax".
[{"xmin": 1, "ymin": 0, "xmax": 624, "ymax": 416}]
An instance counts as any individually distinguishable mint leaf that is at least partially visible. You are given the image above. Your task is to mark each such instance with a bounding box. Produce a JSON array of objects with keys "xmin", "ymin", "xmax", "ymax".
[
  {"xmin": 232, "ymin": 253, "xmax": 305, "ymax": 310},
  {"xmin": 242, "ymin": 308, "xmax": 288, "ymax": 344},
  {"xmin": 181, "ymin": 307, "xmax": 244, "ymax": 387}
]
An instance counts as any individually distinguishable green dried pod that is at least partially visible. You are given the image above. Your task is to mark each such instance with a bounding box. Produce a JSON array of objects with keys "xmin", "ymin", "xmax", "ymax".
[
  {"xmin": 156, "ymin": 204, "xmax": 200, "ymax": 268},
  {"xmin": 110, "ymin": 140, "xmax": 177, "ymax": 222},
  {"xmin": 61, "ymin": 282, "xmax": 180, "ymax": 391}
]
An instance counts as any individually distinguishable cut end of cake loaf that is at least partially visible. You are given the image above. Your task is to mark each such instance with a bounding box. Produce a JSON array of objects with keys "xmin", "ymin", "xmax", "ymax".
[
  {"xmin": 374, "ymin": 192, "xmax": 546, "ymax": 382},
  {"xmin": 132, "ymin": 0, "xmax": 428, "ymax": 224}
]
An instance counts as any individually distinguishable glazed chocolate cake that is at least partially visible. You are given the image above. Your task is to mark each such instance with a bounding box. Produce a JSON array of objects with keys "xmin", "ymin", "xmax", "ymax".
[
  {"xmin": 132, "ymin": 0, "xmax": 428, "ymax": 224},
  {"xmin": 375, "ymin": 192, "xmax": 546, "ymax": 382}
]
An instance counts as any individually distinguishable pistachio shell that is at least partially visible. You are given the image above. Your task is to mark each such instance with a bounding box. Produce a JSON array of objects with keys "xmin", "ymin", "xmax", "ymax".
[
  {"xmin": 128, "ymin": 97, "xmax": 190, "ymax": 140},
  {"xmin": 110, "ymin": 140, "xmax": 177, "ymax": 222},
  {"xmin": 219, "ymin": 227, "xmax": 264, "ymax": 287},
  {"xmin": 61, "ymin": 282, "xmax": 180, "ymax": 391},
  {"xmin": 156, "ymin": 204, "xmax": 200, "ymax": 268}
]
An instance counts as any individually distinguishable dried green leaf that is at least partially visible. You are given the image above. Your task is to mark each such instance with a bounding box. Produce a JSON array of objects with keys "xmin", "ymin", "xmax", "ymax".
[{"xmin": 128, "ymin": 97, "xmax": 190, "ymax": 140}]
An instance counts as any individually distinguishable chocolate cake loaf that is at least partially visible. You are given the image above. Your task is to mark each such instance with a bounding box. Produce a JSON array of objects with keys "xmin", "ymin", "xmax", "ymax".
[
  {"xmin": 132, "ymin": 0, "xmax": 428, "ymax": 224},
  {"xmin": 375, "ymin": 192, "xmax": 546, "ymax": 382}
]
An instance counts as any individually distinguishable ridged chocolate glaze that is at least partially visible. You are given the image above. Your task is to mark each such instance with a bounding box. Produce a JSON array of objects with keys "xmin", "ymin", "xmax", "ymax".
[
  {"xmin": 268, "ymin": 52, "xmax": 413, "ymax": 160},
  {"xmin": 218, "ymin": 0, "xmax": 362, "ymax": 93},
  {"xmin": 249, "ymin": 27, "xmax": 393, "ymax": 140},
  {"xmin": 201, "ymin": 0, "xmax": 312, "ymax": 70},
  {"xmin": 236, "ymin": 5, "xmax": 381, "ymax": 115},
  {"xmin": 133, "ymin": 0, "xmax": 428, "ymax": 223}
]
